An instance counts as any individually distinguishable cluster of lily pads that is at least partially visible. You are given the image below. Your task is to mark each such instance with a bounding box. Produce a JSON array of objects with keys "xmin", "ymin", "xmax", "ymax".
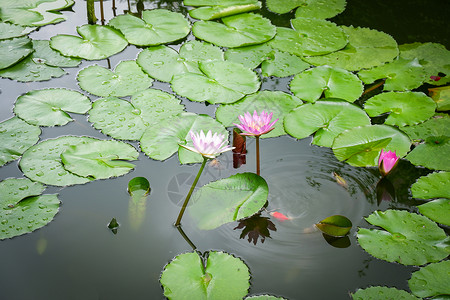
[{"xmin": 0, "ymin": 0, "xmax": 449, "ymax": 299}]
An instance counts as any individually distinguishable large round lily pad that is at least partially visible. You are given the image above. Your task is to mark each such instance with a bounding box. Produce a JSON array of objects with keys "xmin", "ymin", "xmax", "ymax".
[
  {"xmin": 417, "ymin": 199, "xmax": 450, "ymax": 226},
  {"xmin": 137, "ymin": 41, "xmax": 223, "ymax": 82},
  {"xmin": 14, "ymin": 88, "xmax": 91, "ymax": 126},
  {"xmin": 411, "ymin": 172, "xmax": 450, "ymax": 200},
  {"xmin": 20, "ymin": 136, "xmax": 96, "ymax": 186},
  {"xmin": 171, "ymin": 60, "xmax": 260, "ymax": 104},
  {"xmin": 160, "ymin": 251, "xmax": 250, "ymax": 299},
  {"xmin": 189, "ymin": 173, "xmax": 268, "ymax": 230},
  {"xmin": 60, "ymin": 140, "xmax": 139, "ymax": 180},
  {"xmin": 192, "ymin": 13, "xmax": 276, "ymax": 48},
  {"xmin": 364, "ymin": 91, "xmax": 436, "ymax": 127},
  {"xmin": 352, "ymin": 287, "xmax": 419, "ymax": 300},
  {"xmin": 332, "ymin": 125, "xmax": 411, "ymax": 167},
  {"xmin": 109, "ymin": 9, "xmax": 190, "ymax": 46},
  {"xmin": 0, "ymin": 36, "xmax": 33, "ymax": 70},
  {"xmin": 305, "ymin": 26, "xmax": 399, "ymax": 71},
  {"xmin": 77, "ymin": 61, "xmax": 153, "ymax": 97},
  {"xmin": 0, "ymin": 117, "xmax": 41, "ymax": 166},
  {"xmin": 289, "ymin": 66, "xmax": 363, "ymax": 103},
  {"xmin": 88, "ymin": 90, "xmax": 184, "ymax": 140},
  {"xmin": 50, "ymin": 24, "xmax": 128, "ymax": 60},
  {"xmin": 409, "ymin": 261, "xmax": 450, "ymax": 298},
  {"xmin": 284, "ymin": 100, "xmax": 371, "ymax": 147},
  {"xmin": 357, "ymin": 210, "xmax": 450, "ymax": 265},
  {"xmin": 216, "ymin": 90, "xmax": 303, "ymax": 138}
]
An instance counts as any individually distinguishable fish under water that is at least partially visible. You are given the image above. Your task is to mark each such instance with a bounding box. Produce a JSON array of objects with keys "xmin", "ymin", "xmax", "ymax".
[{"xmin": 333, "ymin": 172, "xmax": 348, "ymax": 189}]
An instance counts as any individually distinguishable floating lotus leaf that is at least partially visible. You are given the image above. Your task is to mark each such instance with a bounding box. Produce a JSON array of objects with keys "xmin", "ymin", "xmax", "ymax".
[
  {"xmin": 50, "ymin": 24, "xmax": 128, "ymax": 60},
  {"xmin": 185, "ymin": 0, "xmax": 258, "ymax": 5},
  {"xmin": 31, "ymin": 40, "xmax": 81, "ymax": 68},
  {"xmin": 171, "ymin": 60, "xmax": 260, "ymax": 104},
  {"xmin": 0, "ymin": 0, "xmax": 74, "ymax": 27},
  {"xmin": 137, "ymin": 41, "xmax": 223, "ymax": 82},
  {"xmin": 189, "ymin": 173, "xmax": 268, "ymax": 230},
  {"xmin": 77, "ymin": 61, "xmax": 153, "ymax": 97},
  {"xmin": 188, "ymin": 2, "xmax": 262, "ymax": 20},
  {"xmin": 294, "ymin": 0, "xmax": 346, "ymax": 19},
  {"xmin": 261, "ymin": 50, "xmax": 310, "ymax": 77},
  {"xmin": 246, "ymin": 296, "xmax": 288, "ymax": 300},
  {"xmin": 20, "ymin": 136, "xmax": 96, "ymax": 186},
  {"xmin": 60, "ymin": 140, "xmax": 138, "ymax": 180},
  {"xmin": 400, "ymin": 42, "xmax": 450, "ymax": 86},
  {"xmin": 0, "ymin": 117, "xmax": 40, "ymax": 166},
  {"xmin": 332, "ymin": 125, "xmax": 411, "ymax": 167},
  {"xmin": 284, "ymin": 100, "xmax": 371, "ymax": 147},
  {"xmin": 364, "ymin": 91, "xmax": 436, "ymax": 127},
  {"xmin": 88, "ymin": 89, "xmax": 184, "ymax": 140},
  {"xmin": 0, "ymin": 36, "xmax": 33, "ymax": 69},
  {"xmin": 400, "ymin": 114, "xmax": 449, "ymax": 140},
  {"xmin": 305, "ymin": 26, "xmax": 398, "ymax": 71},
  {"xmin": 289, "ymin": 65, "xmax": 363, "ymax": 103},
  {"xmin": 224, "ymin": 43, "xmax": 273, "ymax": 69},
  {"xmin": 0, "ymin": 22, "xmax": 35, "ymax": 39},
  {"xmin": 428, "ymin": 86, "xmax": 450, "ymax": 111},
  {"xmin": 0, "ymin": 178, "xmax": 45, "ymax": 207},
  {"xmin": 358, "ymin": 58, "xmax": 426, "ymax": 91},
  {"xmin": 405, "ymin": 138, "xmax": 450, "ymax": 171},
  {"xmin": 411, "ymin": 172, "xmax": 450, "ymax": 200},
  {"xmin": 409, "ymin": 261, "xmax": 450, "ymax": 298},
  {"xmin": 352, "ymin": 287, "xmax": 419, "ymax": 300},
  {"xmin": 192, "ymin": 13, "xmax": 276, "ymax": 48},
  {"xmin": 14, "ymin": 88, "xmax": 91, "ymax": 126},
  {"xmin": 357, "ymin": 209, "xmax": 450, "ymax": 265},
  {"xmin": 160, "ymin": 251, "xmax": 250, "ymax": 299},
  {"xmin": 216, "ymin": 90, "xmax": 303, "ymax": 138},
  {"xmin": 315, "ymin": 215, "xmax": 352, "ymax": 237},
  {"xmin": 417, "ymin": 199, "xmax": 450, "ymax": 226},
  {"xmin": 109, "ymin": 9, "xmax": 190, "ymax": 46},
  {"xmin": 265, "ymin": 0, "xmax": 304, "ymax": 14},
  {"xmin": 140, "ymin": 112, "xmax": 227, "ymax": 164}
]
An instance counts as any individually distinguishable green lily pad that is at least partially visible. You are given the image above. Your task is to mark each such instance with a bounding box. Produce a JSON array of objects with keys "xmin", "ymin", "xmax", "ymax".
[
  {"xmin": 400, "ymin": 42, "xmax": 450, "ymax": 86},
  {"xmin": 357, "ymin": 210, "xmax": 450, "ymax": 265},
  {"xmin": 290, "ymin": 66, "xmax": 363, "ymax": 103},
  {"xmin": 60, "ymin": 140, "xmax": 138, "ymax": 180},
  {"xmin": 265, "ymin": 0, "xmax": 303, "ymax": 14},
  {"xmin": 224, "ymin": 43, "xmax": 273, "ymax": 69},
  {"xmin": 171, "ymin": 60, "xmax": 260, "ymax": 104},
  {"xmin": 409, "ymin": 261, "xmax": 450, "ymax": 298},
  {"xmin": 0, "ymin": 0, "xmax": 74, "ymax": 27},
  {"xmin": 411, "ymin": 172, "xmax": 450, "ymax": 200},
  {"xmin": 14, "ymin": 88, "xmax": 91, "ymax": 126},
  {"xmin": 417, "ymin": 199, "xmax": 450, "ymax": 226},
  {"xmin": 30, "ymin": 40, "xmax": 81, "ymax": 68},
  {"xmin": 137, "ymin": 41, "xmax": 224, "ymax": 82},
  {"xmin": 261, "ymin": 50, "xmax": 310, "ymax": 77},
  {"xmin": 0, "ymin": 22, "xmax": 35, "ymax": 39},
  {"xmin": 216, "ymin": 90, "xmax": 303, "ymax": 138},
  {"xmin": 77, "ymin": 61, "xmax": 153, "ymax": 97},
  {"xmin": 0, "ymin": 178, "xmax": 45, "ymax": 207},
  {"xmin": 0, "ymin": 117, "xmax": 41, "ymax": 166},
  {"xmin": 246, "ymin": 296, "xmax": 288, "ymax": 300},
  {"xmin": 429, "ymin": 86, "xmax": 450, "ymax": 111},
  {"xmin": 161, "ymin": 251, "xmax": 250, "ymax": 299},
  {"xmin": 88, "ymin": 89, "xmax": 184, "ymax": 140},
  {"xmin": 189, "ymin": 173, "xmax": 268, "ymax": 230},
  {"xmin": 332, "ymin": 125, "xmax": 411, "ymax": 167},
  {"xmin": 108, "ymin": 9, "xmax": 190, "ymax": 46},
  {"xmin": 358, "ymin": 58, "xmax": 426, "ymax": 91},
  {"xmin": 284, "ymin": 100, "xmax": 371, "ymax": 147},
  {"xmin": 189, "ymin": 2, "xmax": 262, "ymax": 20},
  {"xmin": 50, "ymin": 24, "xmax": 128, "ymax": 60},
  {"xmin": 352, "ymin": 287, "xmax": 420, "ymax": 300},
  {"xmin": 140, "ymin": 112, "xmax": 228, "ymax": 164},
  {"xmin": 315, "ymin": 215, "xmax": 352, "ymax": 237},
  {"xmin": 305, "ymin": 26, "xmax": 398, "ymax": 71},
  {"xmin": 294, "ymin": 0, "xmax": 346, "ymax": 19},
  {"xmin": 0, "ymin": 36, "xmax": 33, "ymax": 70},
  {"xmin": 20, "ymin": 136, "xmax": 96, "ymax": 186},
  {"xmin": 364, "ymin": 91, "xmax": 436, "ymax": 127},
  {"xmin": 128, "ymin": 177, "xmax": 151, "ymax": 196},
  {"xmin": 192, "ymin": 13, "xmax": 276, "ymax": 48},
  {"xmin": 400, "ymin": 114, "xmax": 449, "ymax": 140}
]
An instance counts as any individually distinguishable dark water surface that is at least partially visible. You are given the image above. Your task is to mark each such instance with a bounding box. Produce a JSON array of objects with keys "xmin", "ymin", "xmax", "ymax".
[{"xmin": 0, "ymin": 1, "xmax": 446, "ymax": 299}]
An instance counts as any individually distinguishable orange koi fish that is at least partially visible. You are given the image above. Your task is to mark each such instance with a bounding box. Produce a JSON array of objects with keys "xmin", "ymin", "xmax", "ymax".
[{"xmin": 270, "ymin": 211, "xmax": 291, "ymax": 221}]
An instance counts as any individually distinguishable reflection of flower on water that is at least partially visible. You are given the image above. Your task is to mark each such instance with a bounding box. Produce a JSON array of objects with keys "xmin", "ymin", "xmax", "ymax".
[{"xmin": 234, "ymin": 214, "xmax": 277, "ymax": 245}]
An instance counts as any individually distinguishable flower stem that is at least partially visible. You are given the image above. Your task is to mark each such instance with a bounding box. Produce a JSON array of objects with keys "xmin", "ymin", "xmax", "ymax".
[
  {"xmin": 175, "ymin": 157, "xmax": 208, "ymax": 227},
  {"xmin": 256, "ymin": 135, "xmax": 260, "ymax": 176}
]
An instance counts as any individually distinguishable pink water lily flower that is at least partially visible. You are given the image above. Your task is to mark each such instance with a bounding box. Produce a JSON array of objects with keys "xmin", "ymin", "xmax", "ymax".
[
  {"xmin": 234, "ymin": 110, "xmax": 279, "ymax": 136},
  {"xmin": 180, "ymin": 130, "xmax": 234, "ymax": 159},
  {"xmin": 378, "ymin": 149, "xmax": 399, "ymax": 176}
]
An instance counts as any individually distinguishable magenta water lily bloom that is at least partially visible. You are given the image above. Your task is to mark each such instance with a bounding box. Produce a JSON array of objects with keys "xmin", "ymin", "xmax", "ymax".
[
  {"xmin": 181, "ymin": 130, "xmax": 234, "ymax": 159},
  {"xmin": 234, "ymin": 110, "xmax": 278, "ymax": 137},
  {"xmin": 378, "ymin": 149, "xmax": 399, "ymax": 176}
]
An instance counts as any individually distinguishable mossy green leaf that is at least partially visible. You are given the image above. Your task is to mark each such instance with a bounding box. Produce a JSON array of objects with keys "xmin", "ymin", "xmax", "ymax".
[
  {"xmin": 409, "ymin": 261, "xmax": 450, "ymax": 298},
  {"xmin": 417, "ymin": 199, "xmax": 450, "ymax": 226},
  {"xmin": 352, "ymin": 286, "xmax": 420, "ymax": 300},
  {"xmin": 411, "ymin": 172, "xmax": 450, "ymax": 200}
]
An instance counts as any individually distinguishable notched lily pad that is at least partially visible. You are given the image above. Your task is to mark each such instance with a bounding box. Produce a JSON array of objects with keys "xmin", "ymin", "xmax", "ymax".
[
  {"xmin": 411, "ymin": 172, "xmax": 450, "ymax": 200},
  {"xmin": 261, "ymin": 50, "xmax": 310, "ymax": 77},
  {"xmin": 0, "ymin": 178, "xmax": 45, "ymax": 207},
  {"xmin": 188, "ymin": 1, "xmax": 262, "ymax": 20},
  {"xmin": 0, "ymin": 22, "xmax": 35, "ymax": 39},
  {"xmin": 417, "ymin": 199, "xmax": 450, "ymax": 226},
  {"xmin": 352, "ymin": 286, "xmax": 420, "ymax": 300},
  {"xmin": 315, "ymin": 215, "xmax": 352, "ymax": 237},
  {"xmin": 0, "ymin": 36, "xmax": 33, "ymax": 70},
  {"xmin": 408, "ymin": 261, "xmax": 450, "ymax": 298},
  {"xmin": 294, "ymin": 0, "xmax": 346, "ymax": 19}
]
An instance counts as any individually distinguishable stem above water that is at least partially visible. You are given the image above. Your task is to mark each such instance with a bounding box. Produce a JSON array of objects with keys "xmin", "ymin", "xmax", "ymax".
[{"xmin": 256, "ymin": 135, "xmax": 260, "ymax": 176}]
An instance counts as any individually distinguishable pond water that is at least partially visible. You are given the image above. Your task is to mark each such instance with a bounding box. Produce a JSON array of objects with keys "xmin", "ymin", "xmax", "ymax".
[{"xmin": 0, "ymin": 0, "xmax": 448, "ymax": 299}]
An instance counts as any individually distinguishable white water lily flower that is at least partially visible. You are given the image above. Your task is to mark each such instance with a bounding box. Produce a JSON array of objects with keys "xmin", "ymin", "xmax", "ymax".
[{"xmin": 180, "ymin": 130, "xmax": 234, "ymax": 159}]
